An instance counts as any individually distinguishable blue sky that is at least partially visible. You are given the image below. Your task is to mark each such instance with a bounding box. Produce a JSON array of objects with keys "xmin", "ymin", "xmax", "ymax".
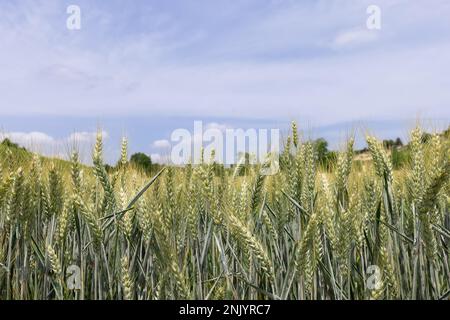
[{"xmin": 0, "ymin": 0, "xmax": 449, "ymax": 163}]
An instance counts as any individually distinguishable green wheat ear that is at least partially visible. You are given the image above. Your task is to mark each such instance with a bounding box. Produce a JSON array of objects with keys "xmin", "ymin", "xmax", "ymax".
[
  {"xmin": 121, "ymin": 256, "xmax": 134, "ymax": 300},
  {"xmin": 46, "ymin": 244, "xmax": 62, "ymax": 276},
  {"xmin": 0, "ymin": 124, "xmax": 449, "ymax": 300},
  {"xmin": 120, "ymin": 136, "xmax": 128, "ymax": 167}
]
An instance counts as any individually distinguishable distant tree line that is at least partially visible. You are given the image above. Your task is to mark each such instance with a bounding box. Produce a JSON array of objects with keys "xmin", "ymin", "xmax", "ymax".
[{"xmin": 2, "ymin": 125, "xmax": 449, "ymax": 175}]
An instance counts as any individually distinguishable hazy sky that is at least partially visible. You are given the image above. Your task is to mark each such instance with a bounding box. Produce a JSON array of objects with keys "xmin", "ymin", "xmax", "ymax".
[{"xmin": 0, "ymin": 0, "xmax": 449, "ymax": 162}]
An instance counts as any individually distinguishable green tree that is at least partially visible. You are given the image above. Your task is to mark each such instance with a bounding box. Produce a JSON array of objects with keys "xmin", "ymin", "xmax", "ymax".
[
  {"xmin": 314, "ymin": 138, "xmax": 329, "ymax": 163},
  {"xmin": 130, "ymin": 153, "xmax": 153, "ymax": 174},
  {"xmin": 1, "ymin": 138, "xmax": 26, "ymax": 151}
]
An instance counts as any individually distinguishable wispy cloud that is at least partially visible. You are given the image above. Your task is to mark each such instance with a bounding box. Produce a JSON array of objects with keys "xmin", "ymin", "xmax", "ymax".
[
  {"xmin": 0, "ymin": 0, "xmax": 449, "ymax": 126},
  {"xmin": 2, "ymin": 131, "xmax": 55, "ymax": 145},
  {"xmin": 150, "ymin": 151, "xmax": 177, "ymax": 164},
  {"xmin": 333, "ymin": 28, "xmax": 379, "ymax": 47},
  {"xmin": 67, "ymin": 131, "xmax": 108, "ymax": 143},
  {"xmin": 152, "ymin": 139, "xmax": 171, "ymax": 149}
]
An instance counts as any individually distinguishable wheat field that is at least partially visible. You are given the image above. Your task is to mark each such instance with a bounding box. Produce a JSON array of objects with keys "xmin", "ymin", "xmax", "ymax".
[{"xmin": 0, "ymin": 124, "xmax": 449, "ymax": 300}]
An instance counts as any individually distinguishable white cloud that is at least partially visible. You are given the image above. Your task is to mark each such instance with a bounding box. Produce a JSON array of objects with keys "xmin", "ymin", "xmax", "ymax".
[
  {"xmin": 150, "ymin": 153, "xmax": 161, "ymax": 161},
  {"xmin": 68, "ymin": 131, "xmax": 109, "ymax": 143},
  {"xmin": 205, "ymin": 122, "xmax": 232, "ymax": 132},
  {"xmin": 333, "ymin": 28, "xmax": 378, "ymax": 47},
  {"xmin": 150, "ymin": 153, "xmax": 167, "ymax": 164},
  {"xmin": 0, "ymin": 130, "xmax": 108, "ymax": 162},
  {"xmin": 152, "ymin": 139, "xmax": 171, "ymax": 149},
  {"xmin": 1, "ymin": 131, "xmax": 55, "ymax": 145}
]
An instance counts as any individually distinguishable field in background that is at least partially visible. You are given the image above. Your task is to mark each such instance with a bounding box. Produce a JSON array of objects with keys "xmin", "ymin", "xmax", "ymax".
[{"xmin": 0, "ymin": 124, "xmax": 449, "ymax": 300}]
